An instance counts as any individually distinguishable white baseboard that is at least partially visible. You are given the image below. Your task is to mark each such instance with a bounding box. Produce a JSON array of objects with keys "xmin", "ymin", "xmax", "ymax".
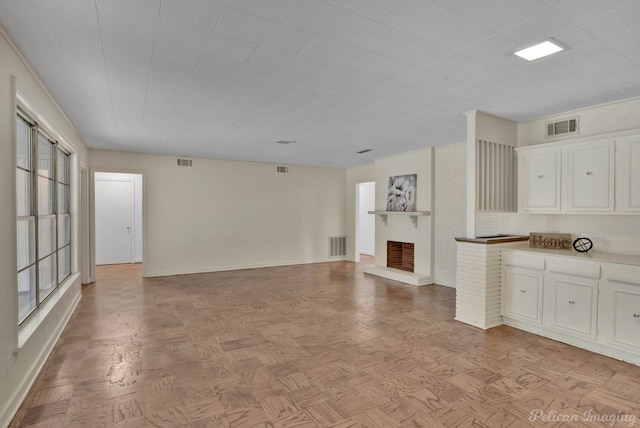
[{"xmin": 145, "ymin": 257, "xmax": 347, "ymax": 278}]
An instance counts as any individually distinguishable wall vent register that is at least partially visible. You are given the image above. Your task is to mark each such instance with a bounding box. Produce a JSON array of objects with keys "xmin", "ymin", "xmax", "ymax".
[
  {"xmin": 546, "ymin": 117, "xmax": 579, "ymax": 137},
  {"xmin": 276, "ymin": 166, "xmax": 289, "ymax": 173},
  {"xmin": 176, "ymin": 158, "xmax": 193, "ymax": 167},
  {"xmin": 329, "ymin": 236, "xmax": 346, "ymax": 257}
]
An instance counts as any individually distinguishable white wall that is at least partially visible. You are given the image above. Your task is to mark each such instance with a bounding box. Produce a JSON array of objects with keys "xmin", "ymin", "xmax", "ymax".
[
  {"xmin": 94, "ymin": 172, "xmax": 143, "ymax": 262},
  {"xmin": 90, "ymin": 150, "xmax": 347, "ymax": 277},
  {"xmin": 518, "ymin": 97, "xmax": 640, "ymax": 147},
  {"xmin": 357, "ymin": 182, "xmax": 375, "ymax": 256},
  {"xmin": 346, "ymin": 163, "xmax": 375, "ymax": 262},
  {"xmin": 373, "ymin": 148, "xmax": 434, "ymax": 277},
  {"xmin": 0, "ymin": 25, "xmax": 88, "ymax": 427},
  {"xmin": 433, "ymin": 143, "xmax": 467, "ymax": 287}
]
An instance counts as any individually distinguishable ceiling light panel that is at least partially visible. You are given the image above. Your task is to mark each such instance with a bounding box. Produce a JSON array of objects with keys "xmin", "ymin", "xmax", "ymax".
[{"xmin": 515, "ymin": 39, "xmax": 565, "ymax": 61}]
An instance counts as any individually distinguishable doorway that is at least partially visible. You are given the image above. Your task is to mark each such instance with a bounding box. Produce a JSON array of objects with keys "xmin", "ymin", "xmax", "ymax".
[
  {"xmin": 356, "ymin": 181, "xmax": 375, "ymax": 264},
  {"xmin": 94, "ymin": 172, "xmax": 143, "ymax": 265}
]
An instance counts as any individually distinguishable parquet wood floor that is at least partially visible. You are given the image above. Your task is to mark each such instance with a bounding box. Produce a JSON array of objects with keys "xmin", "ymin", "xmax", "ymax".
[{"xmin": 9, "ymin": 260, "xmax": 640, "ymax": 427}]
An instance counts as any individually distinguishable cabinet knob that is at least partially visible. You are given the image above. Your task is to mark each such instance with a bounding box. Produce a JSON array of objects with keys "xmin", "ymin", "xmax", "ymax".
[
  {"xmin": 568, "ymin": 299, "xmax": 575, "ymax": 304},
  {"xmin": 520, "ymin": 289, "xmax": 526, "ymax": 293},
  {"xmin": 538, "ymin": 175, "xmax": 544, "ymax": 179},
  {"xmin": 634, "ymin": 313, "xmax": 640, "ymax": 318},
  {"xmin": 586, "ymin": 171, "xmax": 593, "ymax": 176}
]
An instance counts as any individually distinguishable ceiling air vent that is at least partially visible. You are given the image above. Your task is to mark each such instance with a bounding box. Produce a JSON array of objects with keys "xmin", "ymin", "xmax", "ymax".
[
  {"xmin": 177, "ymin": 158, "xmax": 193, "ymax": 167},
  {"xmin": 276, "ymin": 166, "xmax": 289, "ymax": 173},
  {"xmin": 546, "ymin": 117, "xmax": 579, "ymax": 138}
]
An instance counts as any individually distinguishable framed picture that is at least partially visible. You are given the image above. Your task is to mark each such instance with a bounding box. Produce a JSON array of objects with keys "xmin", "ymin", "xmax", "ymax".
[{"xmin": 387, "ymin": 174, "xmax": 416, "ymax": 212}]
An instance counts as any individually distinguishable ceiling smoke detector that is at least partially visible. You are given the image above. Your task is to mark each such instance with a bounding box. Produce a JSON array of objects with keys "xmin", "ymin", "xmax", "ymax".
[{"xmin": 274, "ymin": 140, "xmax": 296, "ymax": 145}]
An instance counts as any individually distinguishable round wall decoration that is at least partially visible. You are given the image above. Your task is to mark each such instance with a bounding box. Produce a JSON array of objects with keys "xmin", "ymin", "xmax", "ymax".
[{"xmin": 573, "ymin": 237, "xmax": 593, "ymax": 253}]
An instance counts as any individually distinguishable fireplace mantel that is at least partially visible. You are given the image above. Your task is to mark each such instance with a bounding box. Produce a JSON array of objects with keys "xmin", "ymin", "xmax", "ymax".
[{"xmin": 368, "ymin": 210, "xmax": 431, "ymax": 228}]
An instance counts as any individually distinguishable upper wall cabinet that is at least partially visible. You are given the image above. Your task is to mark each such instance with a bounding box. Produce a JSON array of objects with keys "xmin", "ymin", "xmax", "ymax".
[
  {"xmin": 520, "ymin": 147, "xmax": 561, "ymax": 212},
  {"xmin": 564, "ymin": 140, "xmax": 615, "ymax": 212},
  {"xmin": 517, "ymin": 131, "xmax": 640, "ymax": 215},
  {"xmin": 617, "ymin": 135, "xmax": 640, "ymax": 212}
]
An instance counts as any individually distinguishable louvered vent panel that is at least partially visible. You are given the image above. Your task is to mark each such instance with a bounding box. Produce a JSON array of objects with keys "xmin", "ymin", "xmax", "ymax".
[
  {"xmin": 329, "ymin": 236, "xmax": 346, "ymax": 257},
  {"xmin": 546, "ymin": 117, "xmax": 579, "ymax": 137},
  {"xmin": 276, "ymin": 166, "xmax": 289, "ymax": 173},
  {"xmin": 476, "ymin": 140, "xmax": 516, "ymax": 212},
  {"xmin": 177, "ymin": 159, "xmax": 193, "ymax": 167}
]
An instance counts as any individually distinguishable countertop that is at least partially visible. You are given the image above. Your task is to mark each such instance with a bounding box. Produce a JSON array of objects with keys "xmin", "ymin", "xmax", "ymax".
[
  {"xmin": 455, "ymin": 235, "xmax": 530, "ymax": 244},
  {"xmin": 503, "ymin": 243, "xmax": 640, "ymax": 266}
]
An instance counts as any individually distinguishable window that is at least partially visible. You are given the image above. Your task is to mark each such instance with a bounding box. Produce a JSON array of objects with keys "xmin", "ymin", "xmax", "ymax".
[{"xmin": 16, "ymin": 112, "xmax": 72, "ymax": 324}]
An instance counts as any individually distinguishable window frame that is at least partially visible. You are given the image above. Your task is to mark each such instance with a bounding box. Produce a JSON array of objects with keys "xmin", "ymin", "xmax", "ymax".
[{"xmin": 16, "ymin": 108, "xmax": 72, "ymax": 325}]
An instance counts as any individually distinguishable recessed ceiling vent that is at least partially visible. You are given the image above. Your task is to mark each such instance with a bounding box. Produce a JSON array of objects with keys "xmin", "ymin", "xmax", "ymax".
[
  {"xmin": 276, "ymin": 166, "xmax": 289, "ymax": 173},
  {"xmin": 177, "ymin": 158, "xmax": 193, "ymax": 167},
  {"xmin": 274, "ymin": 140, "xmax": 296, "ymax": 145},
  {"xmin": 546, "ymin": 117, "xmax": 579, "ymax": 138}
]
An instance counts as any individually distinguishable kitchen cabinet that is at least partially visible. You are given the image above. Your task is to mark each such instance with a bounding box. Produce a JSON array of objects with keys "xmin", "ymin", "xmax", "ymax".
[
  {"xmin": 516, "ymin": 130, "xmax": 640, "ymax": 214},
  {"xmin": 519, "ymin": 147, "xmax": 561, "ymax": 212},
  {"xmin": 544, "ymin": 272, "xmax": 598, "ymax": 339},
  {"xmin": 501, "ymin": 248, "xmax": 640, "ymax": 365},
  {"xmin": 564, "ymin": 139, "xmax": 615, "ymax": 212},
  {"xmin": 617, "ymin": 135, "xmax": 640, "ymax": 212},
  {"xmin": 501, "ymin": 253, "xmax": 544, "ymax": 324},
  {"xmin": 599, "ymin": 264, "xmax": 640, "ymax": 353}
]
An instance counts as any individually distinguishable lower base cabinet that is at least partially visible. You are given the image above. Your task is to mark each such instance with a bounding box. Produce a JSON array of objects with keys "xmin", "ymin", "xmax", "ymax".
[
  {"xmin": 544, "ymin": 272, "xmax": 598, "ymax": 339},
  {"xmin": 501, "ymin": 250, "xmax": 640, "ymax": 365},
  {"xmin": 599, "ymin": 265, "xmax": 640, "ymax": 353}
]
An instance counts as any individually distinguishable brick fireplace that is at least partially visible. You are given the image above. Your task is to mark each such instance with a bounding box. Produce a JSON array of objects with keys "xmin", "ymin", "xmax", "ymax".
[{"xmin": 387, "ymin": 241, "xmax": 414, "ymax": 272}]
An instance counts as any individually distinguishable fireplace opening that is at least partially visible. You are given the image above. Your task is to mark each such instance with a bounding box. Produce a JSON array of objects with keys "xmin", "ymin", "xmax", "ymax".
[{"xmin": 387, "ymin": 241, "xmax": 414, "ymax": 272}]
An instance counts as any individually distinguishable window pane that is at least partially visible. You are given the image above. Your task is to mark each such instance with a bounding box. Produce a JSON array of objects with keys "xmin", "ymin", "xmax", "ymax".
[
  {"xmin": 17, "ymin": 169, "xmax": 31, "ymax": 216},
  {"xmin": 38, "ymin": 135, "xmax": 54, "ymax": 178},
  {"xmin": 17, "ymin": 218, "xmax": 36, "ymax": 271},
  {"xmin": 39, "ymin": 253, "xmax": 57, "ymax": 300},
  {"xmin": 38, "ymin": 216, "xmax": 56, "ymax": 258},
  {"xmin": 38, "ymin": 176, "xmax": 54, "ymax": 214},
  {"xmin": 58, "ymin": 246, "xmax": 71, "ymax": 282},
  {"xmin": 17, "ymin": 117, "xmax": 31, "ymax": 170},
  {"xmin": 57, "ymin": 183, "xmax": 68, "ymax": 214},
  {"xmin": 58, "ymin": 214, "xmax": 70, "ymax": 247},
  {"xmin": 18, "ymin": 266, "xmax": 36, "ymax": 323},
  {"xmin": 57, "ymin": 149, "xmax": 68, "ymax": 184}
]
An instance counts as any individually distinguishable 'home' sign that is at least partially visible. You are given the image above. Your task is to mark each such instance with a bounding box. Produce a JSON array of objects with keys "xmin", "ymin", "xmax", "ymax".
[{"xmin": 529, "ymin": 232, "xmax": 572, "ymax": 249}]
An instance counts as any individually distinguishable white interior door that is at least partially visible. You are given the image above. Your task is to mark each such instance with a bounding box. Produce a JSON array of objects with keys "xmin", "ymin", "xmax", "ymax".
[{"xmin": 95, "ymin": 178, "xmax": 134, "ymax": 265}]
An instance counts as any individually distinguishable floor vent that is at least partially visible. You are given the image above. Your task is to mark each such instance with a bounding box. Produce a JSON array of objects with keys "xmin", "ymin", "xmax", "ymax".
[
  {"xmin": 177, "ymin": 158, "xmax": 193, "ymax": 167},
  {"xmin": 546, "ymin": 117, "xmax": 579, "ymax": 137},
  {"xmin": 276, "ymin": 166, "xmax": 289, "ymax": 173},
  {"xmin": 329, "ymin": 236, "xmax": 346, "ymax": 257}
]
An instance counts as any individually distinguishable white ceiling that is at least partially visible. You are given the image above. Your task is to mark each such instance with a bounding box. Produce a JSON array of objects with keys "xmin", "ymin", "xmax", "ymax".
[{"xmin": 1, "ymin": 0, "xmax": 639, "ymax": 167}]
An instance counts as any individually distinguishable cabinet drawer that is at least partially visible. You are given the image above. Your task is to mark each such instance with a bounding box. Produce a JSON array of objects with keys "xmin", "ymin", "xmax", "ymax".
[
  {"xmin": 547, "ymin": 257, "xmax": 600, "ymax": 279},
  {"xmin": 503, "ymin": 251, "xmax": 545, "ymax": 270},
  {"xmin": 602, "ymin": 264, "xmax": 640, "ymax": 285}
]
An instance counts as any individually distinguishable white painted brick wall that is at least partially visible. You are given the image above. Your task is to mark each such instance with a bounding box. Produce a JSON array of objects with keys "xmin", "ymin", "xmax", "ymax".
[
  {"xmin": 374, "ymin": 148, "xmax": 433, "ymax": 277},
  {"xmin": 434, "ymin": 143, "xmax": 466, "ymax": 287},
  {"xmin": 455, "ymin": 241, "xmax": 525, "ymax": 329},
  {"xmin": 476, "ymin": 212, "xmax": 500, "ymax": 237}
]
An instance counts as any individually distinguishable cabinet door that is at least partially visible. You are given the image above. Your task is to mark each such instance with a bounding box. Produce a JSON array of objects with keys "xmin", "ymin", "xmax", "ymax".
[
  {"xmin": 520, "ymin": 148, "xmax": 561, "ymax": 212},
  {"xmin": 616, "ymin": 136, "xmax": 640, "ymax": 212},
  {"xmin": 564, "ymin": 140, "xmax": 615, "ymax": 212},
  {"xmin": 502, "ymin": 266, "xmax": 544, "ymax": 324},
  {"xmin": 545, "ymin": 273, "xmax": 598, "ymax": 339},
  {"xmin": 599, "ymin": 266, "xmax": 640, "ymax": 352}
]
